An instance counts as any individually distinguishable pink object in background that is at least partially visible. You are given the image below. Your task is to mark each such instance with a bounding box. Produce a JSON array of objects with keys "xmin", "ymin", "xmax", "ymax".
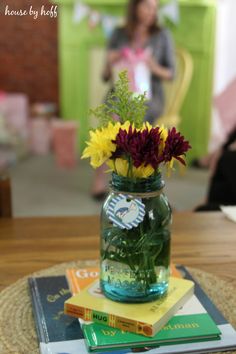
[
  {"xmin": 2, "ymin": 94, "xmax": 29, "ymax": 139},
  {"xmin": 113, "ymin": 47, "xmax": 152, "ymax": 99},
  {"xmin": 214, "ymin": 78, "xmax": 236, "ymax": 138},
  {"xmin": 29, "ymin": 118, "xmax": 52, "ymax": 155},
  {"xmin": 52, "ymin": 120, "xmax": 78, "ymax": 169},
  {"xmin": 0, "ymin": 91, "xmax": 7, "ymax": 101}
]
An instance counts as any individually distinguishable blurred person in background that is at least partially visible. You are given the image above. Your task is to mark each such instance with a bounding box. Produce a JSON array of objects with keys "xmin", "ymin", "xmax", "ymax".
[
  {"xmin": 195, "ymin": 127, "xmax": 236, "ymax": 211},
  {"xmin": 92, "ymin": 0, "xmax": 175, "ymax": 200}
]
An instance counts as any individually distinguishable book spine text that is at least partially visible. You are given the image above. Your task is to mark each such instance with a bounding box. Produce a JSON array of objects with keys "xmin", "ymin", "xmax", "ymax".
[{"xmin": 64, "ymin": 304, "xmax": 154, "ymax": 336}]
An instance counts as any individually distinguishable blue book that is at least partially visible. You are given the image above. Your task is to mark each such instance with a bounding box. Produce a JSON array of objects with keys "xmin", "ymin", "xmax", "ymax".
[
  {"xmin": 28, "ymin": 268, "xmax": 236, "ymax": 354},
  {"xmin": 29, "ymin": 275, "xmax": 127, "ymax": 354}
]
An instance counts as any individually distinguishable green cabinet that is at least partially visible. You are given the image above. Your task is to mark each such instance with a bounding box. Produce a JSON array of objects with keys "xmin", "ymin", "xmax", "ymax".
[
  {"xmin": 53, "ymin": 0, "xmax": 216, "ymax": 158},
  {"xmin": 169, "ymin": 0, "xmax": 216, "ymax": 160}
]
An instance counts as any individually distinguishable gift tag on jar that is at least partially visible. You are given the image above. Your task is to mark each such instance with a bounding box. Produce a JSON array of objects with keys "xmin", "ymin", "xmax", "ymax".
[{"xmin": 106, "ymin": 194, "xmax": 145, "ymax": 229}]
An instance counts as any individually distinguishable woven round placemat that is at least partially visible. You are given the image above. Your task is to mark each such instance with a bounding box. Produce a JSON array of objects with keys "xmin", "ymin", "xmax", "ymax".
[{"xmin": 0, "ymin": 260, "xmax": 235, "ymax": 354}]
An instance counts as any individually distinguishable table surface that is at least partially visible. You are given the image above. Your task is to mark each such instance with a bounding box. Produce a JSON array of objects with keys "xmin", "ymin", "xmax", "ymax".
[{"xmin": 0, "ymin": 212, "xmax": 236, "ymax": 292}]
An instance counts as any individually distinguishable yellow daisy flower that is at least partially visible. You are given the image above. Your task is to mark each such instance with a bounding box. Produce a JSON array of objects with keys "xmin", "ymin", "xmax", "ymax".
[
  {"xmin": 82, "ymin": 122, "xmax": 121, "ymax": 168},
  {"xmin": 132, "ymin": 164, "xmax": 155, "ymax": 178},
  {"xmin": 107, "ymin": 158, "xmax": 154, "ymax": 179},
  {"xmin": 141, "ymin": 121, "xmax": 153, "ymax": 131}
]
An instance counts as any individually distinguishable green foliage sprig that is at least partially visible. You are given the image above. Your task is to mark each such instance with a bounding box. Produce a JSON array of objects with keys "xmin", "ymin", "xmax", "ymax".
[{"xmin": 90, "ymin": 71, "xmax": 148, "ymax": 128}]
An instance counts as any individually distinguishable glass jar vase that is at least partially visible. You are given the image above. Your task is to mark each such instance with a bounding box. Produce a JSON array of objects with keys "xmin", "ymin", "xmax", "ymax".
[{"xmin": 100, "ymin": 173, "xmax": 172, "ymax": 303}]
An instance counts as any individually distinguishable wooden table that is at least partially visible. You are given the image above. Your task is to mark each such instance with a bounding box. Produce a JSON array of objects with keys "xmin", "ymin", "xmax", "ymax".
[{"xmin": 0, "ymin": 212, "xmax": 235, "ymax": 292}]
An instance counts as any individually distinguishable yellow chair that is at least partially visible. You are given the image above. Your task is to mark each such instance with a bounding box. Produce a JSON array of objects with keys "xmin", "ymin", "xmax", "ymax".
[{"xmin": 155, "ymin": 47, "xmax": 193, "ymax": 128}]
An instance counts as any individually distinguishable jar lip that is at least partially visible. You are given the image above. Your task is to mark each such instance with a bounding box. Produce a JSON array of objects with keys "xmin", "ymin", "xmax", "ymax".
[
  {"xmin": 111, "ymin": 172, "xmax": 162, "ymax": 182},
  {"xmin": 111, "ymin": 172, "xmax": 165, "ymax": 193}
]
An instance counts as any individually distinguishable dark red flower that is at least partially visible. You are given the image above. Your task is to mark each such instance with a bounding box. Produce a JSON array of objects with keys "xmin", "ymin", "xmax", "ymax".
[
  {"xmin": 112, "ymin": 126, "xmax": 162, "ymax": 169},
  {"xmin": 163, "ymin": 127, "xmax": 191, "ymax": 165},
  {"xmin": 112, "ymin": 125, "xmax": 138, "ymax": 158}
]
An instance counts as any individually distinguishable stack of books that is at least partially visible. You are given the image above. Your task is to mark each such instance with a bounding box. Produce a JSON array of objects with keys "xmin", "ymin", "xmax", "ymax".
[{"xmin": 28, "ymin": 265, "xmax": 236, "ymax": 354}]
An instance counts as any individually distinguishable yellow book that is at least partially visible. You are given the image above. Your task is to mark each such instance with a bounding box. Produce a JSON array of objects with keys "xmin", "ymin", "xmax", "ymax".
[{"xmin": 64, "ymin": 277, "xmax": 194, "ymax": 337}]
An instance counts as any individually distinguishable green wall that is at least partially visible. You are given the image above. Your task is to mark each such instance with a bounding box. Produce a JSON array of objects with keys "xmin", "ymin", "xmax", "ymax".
[{"xmin": 53, "ymin": 0, "xmax": 216, "ymax": 159}]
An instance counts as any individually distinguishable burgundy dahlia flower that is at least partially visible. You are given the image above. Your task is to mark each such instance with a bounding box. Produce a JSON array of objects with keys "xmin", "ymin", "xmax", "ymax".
[
  {"xmin": 163, "ymin": 127, "xmax": 191, "ymax": 165},
  {"xmin": 112, "ymin": 126, "xmax": 163, "ymax": 169}
]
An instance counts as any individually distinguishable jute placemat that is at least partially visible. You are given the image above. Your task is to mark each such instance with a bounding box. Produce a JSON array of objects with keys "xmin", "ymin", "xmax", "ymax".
[{"xmin": 0, "ymin": 260, "xmax": 235, "ymax": 354}]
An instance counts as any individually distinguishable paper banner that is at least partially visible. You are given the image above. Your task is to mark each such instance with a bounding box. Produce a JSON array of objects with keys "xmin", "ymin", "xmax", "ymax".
[
  {"xmin": 73, "ymin": 1, "xmax": 90, "ymax": 23},
  {"xmin": 101, "ymin": 15, "xmax": 121, "ymax": 38},
  {"xmin": 159, "ymin": 0, "xmax": 180, "ymax": 25},
  {"xmin": 73, "ymin": 0, "xmax": 180, "ymax": 32},
  {"xmin": 89, "ymin": 10, "xmax": 101, "ymax": 29}
]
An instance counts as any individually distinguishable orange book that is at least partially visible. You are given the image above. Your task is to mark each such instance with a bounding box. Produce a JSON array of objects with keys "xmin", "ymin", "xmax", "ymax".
[
  {"xmin": 66, "ymin": 267, "xmax": 99, "ymax": 295},
  {"xmin": 66, "ymin": 264, "xmax": 181, "ymax": 296},
  {"xmin": 171, "ymin": 264, "xmax": 182, "ymax": 278}
]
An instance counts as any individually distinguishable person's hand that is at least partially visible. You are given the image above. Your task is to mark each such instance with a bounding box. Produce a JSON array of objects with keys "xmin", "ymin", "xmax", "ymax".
[
  {"xmin": 146, "ymin": 55, "xmax": 162, "ymax": 75},
  {"xmin": 229, "ymin": 141, "xmax": 236, "ymax": 151},
  {"xmin": 107, "ymin": 49, "xmax": 123, "ymax": 65},
  {"xmin": 102, "ymin": 65, "xmax": 112, "ymax": 82},
  {"xmin": 103, "ymin": 49, "xmax": 123, "ymax": 82},
  {"xmin": 146, "ymin": 55, "xmax": 173, "ymax": 80}
]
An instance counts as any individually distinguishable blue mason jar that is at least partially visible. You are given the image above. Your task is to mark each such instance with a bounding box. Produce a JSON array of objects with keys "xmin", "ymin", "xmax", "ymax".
[{"xmin": 100, "ymin": 173, "xmax": 172, "ymax": 303}]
